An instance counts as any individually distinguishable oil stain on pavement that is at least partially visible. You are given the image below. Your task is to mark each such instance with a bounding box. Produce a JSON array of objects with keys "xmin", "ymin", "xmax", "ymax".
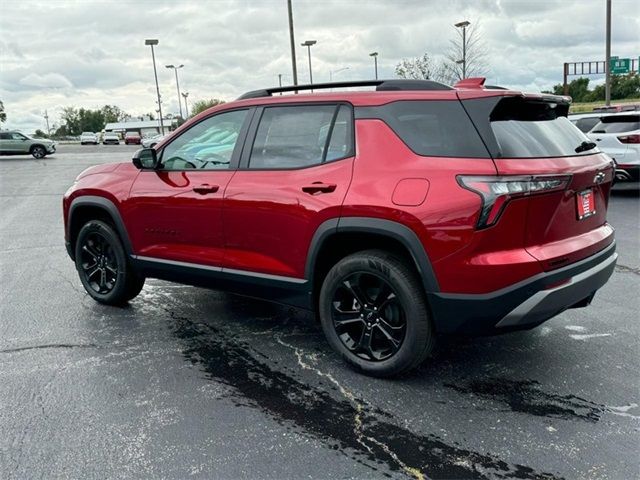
[
  {"xmin": 168, "ymin": 309, "xmax": 562, "ymax": 480},
  {"xmin": 443, "ymin": 378, "xmax": 604, "ymax": 423}
]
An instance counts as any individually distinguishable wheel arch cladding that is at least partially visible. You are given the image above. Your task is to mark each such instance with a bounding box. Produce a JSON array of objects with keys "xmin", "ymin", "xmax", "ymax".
[
  {"xmin": 306, "ymin": 217, "xmax": 440, "ymax": 303},
  {"xmin": 68, "ymin": 196, "xmax": 133, "ymax": 260}
]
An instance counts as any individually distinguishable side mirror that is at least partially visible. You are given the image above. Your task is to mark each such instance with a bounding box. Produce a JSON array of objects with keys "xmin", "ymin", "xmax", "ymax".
[{"xmin": 132, "ymin": 148, "xmax": 159, "ymax": 169}]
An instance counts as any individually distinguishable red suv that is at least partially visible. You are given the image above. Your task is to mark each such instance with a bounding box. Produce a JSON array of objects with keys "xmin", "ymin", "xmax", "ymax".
[{"xmin": 63, "ymin": 79, "xmax": 617, "ymax": 377}]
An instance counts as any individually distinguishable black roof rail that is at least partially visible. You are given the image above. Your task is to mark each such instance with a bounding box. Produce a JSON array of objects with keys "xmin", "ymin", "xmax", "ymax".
[{"xmin": 237, "ymin": 79, "xmax": 453, "ymax": 100}]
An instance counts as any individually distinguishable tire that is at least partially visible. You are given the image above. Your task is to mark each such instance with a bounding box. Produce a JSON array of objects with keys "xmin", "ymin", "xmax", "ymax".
[
  {"xmin": 31, "ymin": 146, "xmax": 46, "ymax": 159},
  {"xmin": 74, "ymin": 220, "xmax": 145, "ymax": 305},
  {"xmin": 319, "ymin": 249, "xmax": 434, "ymax": 377}
]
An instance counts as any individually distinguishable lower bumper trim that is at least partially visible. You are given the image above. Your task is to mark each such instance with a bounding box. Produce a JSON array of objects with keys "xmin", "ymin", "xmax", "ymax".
[
  {"xmin": 428, "ymin": 241, "xmax": 617, "ymax": 335},
  {"xmin": 495, "ymin": 251, "xmax": 616, "ymax": 328}
]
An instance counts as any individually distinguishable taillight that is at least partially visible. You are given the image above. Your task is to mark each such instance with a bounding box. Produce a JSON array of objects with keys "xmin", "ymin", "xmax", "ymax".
[
  {"xmin": 617, "ymin": 134, "xmax": 640, "ymax": 144},
  {"xmin": 457, "ymin": 175, "xmax": 571, "ymax": 229}
]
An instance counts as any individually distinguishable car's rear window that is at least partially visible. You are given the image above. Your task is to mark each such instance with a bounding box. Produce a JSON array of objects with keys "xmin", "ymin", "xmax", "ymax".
[
  {"xmin": 487, "ymin": 97, "xmax": 598, "ymax": 158},
  {"xmin": 591, "ymin": 115, "xmax": 640, "ymax": 134},
  {"xmin": 356, "ymin": 100, "xmax": 489, "ymax": 158}
]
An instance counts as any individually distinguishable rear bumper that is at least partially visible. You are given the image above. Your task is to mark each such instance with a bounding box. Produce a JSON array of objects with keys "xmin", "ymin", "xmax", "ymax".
[{"xmin": 428, "ymin": 241, "xmax": 617, "ymax": 335}]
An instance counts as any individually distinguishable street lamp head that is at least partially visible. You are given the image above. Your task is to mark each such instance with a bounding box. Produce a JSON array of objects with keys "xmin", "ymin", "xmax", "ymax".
[
  {"xmin": 145, "ymin": 39, "xmax": 159, "ymax": 45},
  {"xmin": 301, "ymin": 40, "xmax": 317, "ymax": 47},
  {"xmin": 369, "ymin": 52, "xmax": 378, "ymax": 57},
  {"xmin": 455, "ymin": 59, "xmax": 465, "ymax": 64},
  {"xmin": 165, "ymin": 64, "xmax": 174, "ymax": 69},
  {"xmin": 454, "ymin": 20, "xmax": 470, "ymax": 28}
]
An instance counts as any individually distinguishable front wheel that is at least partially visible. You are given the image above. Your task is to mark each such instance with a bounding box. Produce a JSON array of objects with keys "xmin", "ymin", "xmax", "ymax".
[
  {"xmin": 319, "ymin": 249, "xmax": 434, "ymax": 377},
  {"xmin": 31, "ymin": 146, "xmax": 46, "ymax": 159},
  {"xmin": 75, "ymin": 220, "xmax": 145, "ymax": 305}
]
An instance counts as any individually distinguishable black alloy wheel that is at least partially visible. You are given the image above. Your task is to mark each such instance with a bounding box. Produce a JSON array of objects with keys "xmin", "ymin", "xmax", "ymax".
[
  {"xmin": 79, "ymin": 231, "xmax": 118, "ymax": 294},
  {"xmin": 331, "ymin": 272, "xmax": 406, "ymax": 361},
  {"xmin": 319, "ymin": 249, "xmax": 434, "ymax": 377},
  {"xmin": 74, "ymin": 220, "xmax": 145, "ymax": 305}
]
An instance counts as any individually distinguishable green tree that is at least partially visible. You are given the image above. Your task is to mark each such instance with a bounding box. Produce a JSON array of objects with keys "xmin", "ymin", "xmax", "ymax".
[
  {"xmin": 34, "ymin": 129, "xmax": 49, "ymax": 138},
  {"xmin": 549, "ymin": 77, "xmax": 591, "ymax": 102},
  {"xmin": 101, "ymin": 105, "xmax": 127, "ymax": 123},
  {"xmin": 191, "ymin": 99, "xmax": 225, "ymax": 117},
  {"xmin": 549, "ymin": 73, "xmax": 640, "ymax": 103},
  {"xmin": 0, "ymin": 100, "xmax": 6, "ymax": 123}
]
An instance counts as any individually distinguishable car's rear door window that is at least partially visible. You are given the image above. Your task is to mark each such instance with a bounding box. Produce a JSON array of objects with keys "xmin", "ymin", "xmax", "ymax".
[
  {"xmin": 356, "ymin": 100, "xmax": 490, "ymax": 158},
  {"xmin": 248, "ymin": 104, "xmax": 353, "ymax": 169}
]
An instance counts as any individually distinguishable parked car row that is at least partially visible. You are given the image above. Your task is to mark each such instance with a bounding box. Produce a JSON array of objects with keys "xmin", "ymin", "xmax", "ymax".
[{"xmin": 78, "ymin": 131, "xmax": 156, "ymax": 145}]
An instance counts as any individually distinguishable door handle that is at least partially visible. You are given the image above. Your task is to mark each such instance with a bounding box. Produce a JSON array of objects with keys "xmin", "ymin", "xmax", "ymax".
[
  {"xmin": 301, "ymin": 182, "xmax": 337, "ymax": 194},
  {"xmin": 192, "ymin": 184, "xmax": 220, "ymax": 195}
]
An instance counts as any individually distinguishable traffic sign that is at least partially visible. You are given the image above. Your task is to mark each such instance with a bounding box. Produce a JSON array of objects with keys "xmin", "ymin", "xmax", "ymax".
[{"xmin": 610, "ymin": 57, "xmax": 631, "ymax": 74}]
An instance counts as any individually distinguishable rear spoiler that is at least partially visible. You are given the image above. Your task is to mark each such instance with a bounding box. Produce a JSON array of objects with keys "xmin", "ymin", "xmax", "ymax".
[{"xmin": 454, "ymin": 77, "xmax": 572, "ymax": 104}]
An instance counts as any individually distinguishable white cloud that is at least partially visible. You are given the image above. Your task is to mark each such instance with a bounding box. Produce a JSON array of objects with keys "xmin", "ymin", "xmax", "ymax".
[
  {"xmin": 19, "ymin": 73, "xmax": 74, "ymax": 89},
  {"xmin": 1, "ymin": 0, "xmax": 638, "ymax": 132}
]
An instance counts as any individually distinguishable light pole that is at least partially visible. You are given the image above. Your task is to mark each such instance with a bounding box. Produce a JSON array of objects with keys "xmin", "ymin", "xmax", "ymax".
[
  {"xmin": 605, "ymin": 0, "xmax": 611, "ymax": 106},
  {"xmin": 329, "ymin": 66, "xmax": 350, "ymax": 82},
  {"xmin": 454, "ymin": 20, "xmax": 470, "ymax": 79},
  {"xmin": 145, "ymin": 39, "xmax": 165, "ymax": 134},
  {"xmin": 165, "ymin": 64, "xmax": 184, "ymax": 118},
  {"xmin": 43, "ymin": 110, "xmax": 50, "ymax": 136},
  {"xmin": 287, "ymin": 0, "xmax": 298, "ymax": 86},
  {"xmin": 369, "ymin": 52, "xmax": 379, "ymax": 80},
  {"xmin": 181, "ymin": 92, "xmax": 189, "ymax": 117},
  {"xmin": 301, "ymin": 40, "xmax": 317, "ymax": 89}
]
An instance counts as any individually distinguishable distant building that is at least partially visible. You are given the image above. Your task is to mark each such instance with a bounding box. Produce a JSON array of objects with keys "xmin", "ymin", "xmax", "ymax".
[{"xmin": 104, "ymin": 118, "xmax": 178, "ymax": 138}]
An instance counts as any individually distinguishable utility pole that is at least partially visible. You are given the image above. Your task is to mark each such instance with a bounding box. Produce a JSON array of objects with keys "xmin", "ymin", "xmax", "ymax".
[
  {"xmin": 43, "ymin": 110, "xmax": 50, "ymax": 135},
  {"xmin": 145, "ymin": 39, "xmax": 165, "ymax": 134},
  {"xmin": 287, "ymin": 0, "xmax": 298, "ymax": 86},
  {"xmin": 605, "ymin": 0, "xmax": 612, "ymax": 106}
]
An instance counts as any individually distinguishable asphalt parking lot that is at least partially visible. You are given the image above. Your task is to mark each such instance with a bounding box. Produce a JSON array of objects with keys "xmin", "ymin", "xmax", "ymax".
[{"xmin": 1, "ymin": 144, "xmax": 638, "ymax": 480}]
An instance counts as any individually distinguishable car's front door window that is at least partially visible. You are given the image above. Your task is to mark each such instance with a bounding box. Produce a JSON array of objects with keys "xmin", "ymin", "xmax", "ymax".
[{"xmin": 160, "ymin": 110, "xmax": 248, "ymax": 170}]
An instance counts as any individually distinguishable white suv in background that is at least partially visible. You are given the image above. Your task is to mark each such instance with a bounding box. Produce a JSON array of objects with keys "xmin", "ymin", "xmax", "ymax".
[{"xmin": 588, "ymin": 112, "xmax": 640, "ymax": 183}]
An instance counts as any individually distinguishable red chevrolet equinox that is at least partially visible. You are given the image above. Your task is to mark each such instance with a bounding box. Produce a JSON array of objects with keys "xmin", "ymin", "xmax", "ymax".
[{"xmin": 63, "ymin": 78, "xmax": 617, "ymax": 377}]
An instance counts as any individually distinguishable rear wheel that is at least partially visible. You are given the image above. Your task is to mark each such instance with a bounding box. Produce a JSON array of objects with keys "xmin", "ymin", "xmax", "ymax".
[
  {"xmin": 75, "ymin": 220, "xmax": 144, "ymax": 305},
  {"xmin": 31, "ymin": 146, "xmax": 46, "ymax": 159},
  {"xmin": 319, "ymin": 249, "xmax": 434, "ymax": 377}
]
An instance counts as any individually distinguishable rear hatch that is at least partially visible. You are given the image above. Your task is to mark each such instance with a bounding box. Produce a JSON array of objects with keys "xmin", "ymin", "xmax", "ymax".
[{"xmin": 461, "ymin": 93, "xmax": 614, "ymax": 271}]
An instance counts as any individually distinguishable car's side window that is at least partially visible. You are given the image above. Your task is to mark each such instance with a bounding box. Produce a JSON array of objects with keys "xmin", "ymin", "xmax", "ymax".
[
  {"xmin": 11, "ymin": 133, "xmax": 26, "ymax": 140},
  {"xmin": 0, "ymin": 133, "xmax": 10, "ymax": 140},
  {"xmin": 160, "ymin": 109, "xmax": 248, "ymax": 170},
  {"xmin": 248, "ymin": 104, "xmax": 353, "ymax": 169}
]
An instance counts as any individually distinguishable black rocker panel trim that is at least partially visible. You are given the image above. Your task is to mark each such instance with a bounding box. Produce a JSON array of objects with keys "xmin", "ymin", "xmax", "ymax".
[
  {"xmin": 131, "ymin": 256, "xmax": 311, "ymax": 309},
  {"xmin": 67, "ymin": 196, "xmax": 133, "ymax": 261}
]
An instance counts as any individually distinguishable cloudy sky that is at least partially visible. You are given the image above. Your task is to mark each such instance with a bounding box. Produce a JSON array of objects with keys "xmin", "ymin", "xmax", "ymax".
[{"xmin": 1, "ymin": 0, "xmax": 638, "ymax": 132}]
